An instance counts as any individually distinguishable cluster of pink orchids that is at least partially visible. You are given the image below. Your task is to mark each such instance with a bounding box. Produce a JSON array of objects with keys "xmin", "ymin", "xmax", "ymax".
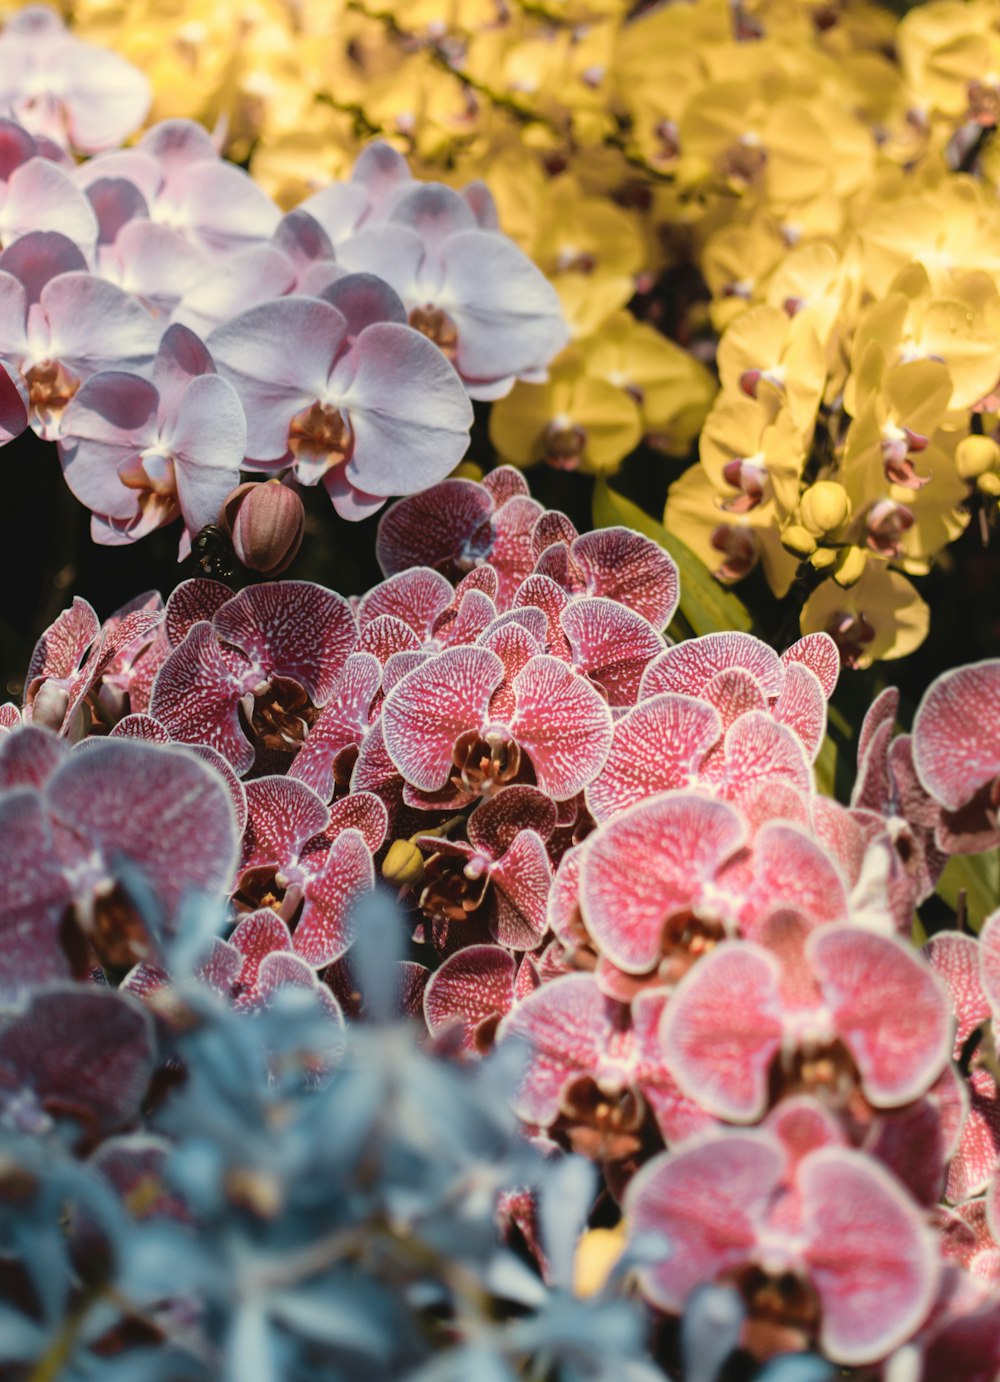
[
  {"xmin": 4, "ymin": 464, "xmax": 1000, "ymax": 1377},
  {"xmin": 0, "ymin": 8, "xmax": 566, "ymax": 546}
]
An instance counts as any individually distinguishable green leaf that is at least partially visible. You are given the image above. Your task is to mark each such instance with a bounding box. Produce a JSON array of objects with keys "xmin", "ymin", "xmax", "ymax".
[
  {"xmin": 592, "ymin": 480, "xmax": 753, "ymax": 639},
  {"xmin": 935, "ymin": 849, "xmax": 1000, "ymax": 933}
]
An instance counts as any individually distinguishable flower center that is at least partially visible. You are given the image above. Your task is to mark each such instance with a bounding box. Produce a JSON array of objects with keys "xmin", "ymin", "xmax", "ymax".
[
  {"xmin": 24, "ymin": 358, "xmax": 80, "ymax": 432},
  {"xmin": 287, "ymin": 401, "xmax": 352, "ymax": 484},
  {"xmin": 408, "ymin": 304, "xmax": 459, "ymax": 361}
]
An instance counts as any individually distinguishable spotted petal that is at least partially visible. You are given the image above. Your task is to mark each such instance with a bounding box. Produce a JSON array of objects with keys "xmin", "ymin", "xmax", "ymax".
[
  {"xmin": 294, "ymin": 827, "xmax": 374, "ymax": 967},
  {"xmin": 586, "ymin": 694, "xmax": 722, "ymax": 823},
  {"xmin": 580, "ymin": 791, "xmax": 746, "ymax": 973},
  {"xmin": 641, "ymin": 632, "xmax": 784, "ymax": 701},
  {"xmin": 509, "ymin": 655, "xmax": 613, "ymax": 800},
  {"xmin": 660, "ymin": 941, "xmax": 784, "ymax": 1122}
]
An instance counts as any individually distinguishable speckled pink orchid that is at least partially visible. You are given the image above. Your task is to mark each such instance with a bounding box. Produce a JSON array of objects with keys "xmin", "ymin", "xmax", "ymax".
[
  {"xmin": 314, "ymin": 147, "xmax": 568, "ymax": 399},
  {"xmin": 381, "ymin": 638, "xmax": 614, "ymax": 809},
  {"xmin": 570, "ymin": 791, "xmax": 849, "ymax": 997},
  {"xmin": 912, "ymin": 659, "xmax": 1000, "ymax": 853},
  {"xmin": 0, "ymin": 985, "xmax": 153, "ymax": 1145},
  {"xmin": 222, "ymin": 909, "xmax": 345, "ymax": 1018},
  {"xmin": 499, "ymin": 973, "xmax": 712, "ymax": 1160},
  {"xmin": 232, "ymin": 775, "xmax": 385, "ymax": 968},
  {"xmin": 0, "ymin": 737, "xmax": 238, "ymax": 995},
  {"xmin": 0, "ymin": 7, "xmax": 150, "ymax": 154},
  {"xmin": 0, "ymin": 228, "xmax": 160, "ymax": 438},
  {"xmin": 376, "ymin": 469, "xmax": 543, "ymax": 607},
  {"xmin": 423, "ymin": 943, "xmax": 540, "ymax": 1053},
  {"xmin": 661, "ymin": 925, "xmax": 952, "ymax": 1122},
  {"xmin": 287, "ymin": 652, "xmax": 383, "ymax": 803},
  {"xmin": 626, "ymin": 1128, "xmax": 940, "ymax": 1366},
  {"xmin": 207, "ymin": 289, "xmax": 473, "ymax": 520},
  {"xmin": 357, "ymin": 566, "xmax": 498, "ymax": 663},
  {"xmin": 150, "ymin": 579, "xmax": 357, "ymax": 776},
  {"xmin": 531, "ymin": 514, "xmax": 682, "ymax": 632},
  {"xmin": 415, "ymin": 784, "xmax": 556, "ymax": 950},
  {"xmin": 58, "ymin": 323, "xmax": 246, "ymax": 553},
  {"xmin": 925, "ymin": 925, "xmax": 1000, "ymax": 1202},
  {"xmin": 23, "ymin": 592, "xmax": 163, "ymax": 738}
]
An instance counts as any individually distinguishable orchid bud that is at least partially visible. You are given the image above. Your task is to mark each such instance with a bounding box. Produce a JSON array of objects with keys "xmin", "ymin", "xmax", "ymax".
[
  {"xmin": 382, "ymin": 839, "xmax": 425, "ymax": 888},
  {"xmin": 833, "ymin": 544, "xmax": 868, "ymax": 587},
  {"xmin": 810, "ymin": 547, "xmax": 838, "ymax": 570},
  {"xmin": 781, "ymin": 523, "xmax": 817, "ymax": 557},
  {"xmin": 799, "ymin": 481, "xmax": 852, "ymax": 536},
  {"xmin": 956, "ymin": 434, "xmax": 1000, "ymax": 480},
  {"xmin": 977, "ymin": 470, "xmax": 1000, "ymax": 497},
  {"xmin": 220, "ymin": 480, "xmax": 304, "ymax": 577},
  {"xmin": 451, "ymin": 460, "xmax": 484, "ymax": 482}
]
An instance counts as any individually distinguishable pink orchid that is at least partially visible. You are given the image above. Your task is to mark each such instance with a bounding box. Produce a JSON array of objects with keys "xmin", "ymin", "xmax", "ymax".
[
  {"xmin": 357, "ymin": 565, "xmax": 498, "ymax": 658},
  {"xmin": 79, "ymin": 118, "xmax": 279, "ymax": 256},
  {"xmin": 232, "ymin": 774, "xmax": 384, "ymax": 967},
  {"xmin": 531, "ymin": 516, "xmax": 682, "ymax": 632},
  {"xmin": 23, "ymin": 593, "xmax": 163, "ymax": 737},
  {"xmin": 661, "ymin": 926, "xmax": 952, "ymax": 1121},
  {"xmin": 150, "ymin": 579, "xmax": 357, "ymax": 775},
  {"xmin": 912, "ymin": 659, "xmax": 1000, "ymax": 853},
  {"xmin": 423, "ymin": 943, "xmax": 540, "ymax": 1053},
  {"xmin": 415, "ymin": 784, "xmax": 556, "ymax": 950},
  {"xmin": 207, "ymin": 291, "xmax": 473, "ymax": 519},
  {"xmin": 381, "ymin": 642, "xmax": 614, "ymax": 806},
  {"xmin": 925, "ymin": 927, "xmax": 1000, "ymax": 1201},
  {"xmin": 0, "ymin": 229, "xmax": 160, "ymax": 438},
  {"xmin": 223, "ymin": 909, "xmax": 344, "ymax": 1018},
  {"xmin": 376, "ymin": 469, "xmax": 542, "ymax": 605},
  {"xmin": 499, "ymin": 973, "xmax": 712, "ymax": 1158},
  {"xmin": 0, "ymin": 737, "xmax": 239, "ymax": 994},
  {"xmin": 0, "ymin": 117, "xmax": 96, "ymax": 254},
  {"xmin": 287, "ymin": 652, "xmax": 383, "ymax": 803},
  {"xmin": 0, "ymin": 7, "xmax": 150, "ymax": 153},
  {"xmin": 0, "ymin": 985, "xmax": 153, "ymax": 1145},
  {"xmin": 58, "ymin": 323, "xmax": 246, "ymax": 553},
  {"xmin": 312, "ymin": 150, "xmax": 567, "ymax": 398},
  {"xmin": 626, "ymin": 1130, "xmax": 939, "ymax": 1365}
]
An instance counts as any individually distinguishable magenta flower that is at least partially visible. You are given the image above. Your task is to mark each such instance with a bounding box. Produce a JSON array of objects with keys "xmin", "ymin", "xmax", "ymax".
[
  {"xmin": 287, "ymin": 652, "xmax": 383, "ymax": 803},
  {"xmin": 233, "ymin": 775, "xmax": 385, "ymax": 967},
  {"xmin": 626, "ymin": 1130, "xmax": 939, "ymax": 1365},
  {"xmin": 0, "ymin": 985, "xmax": 153, "ymax": 1145},
  {"xmin": 24, "ymin": 593, "xmax": 163, "ymax": 737},
  {"xmin": 0, "ymin": 736, "xmax": 239, "ymax": 993},
  {"xmin": 423, "ymin": 943, "xmax": 540, "ymax": 1053},
  {"xmin": 150, "ymin": 579, "xmax": 357, "ymax": 775},
  {"xmin": 925, "ymin": 927, "xmax": 1000, "ymax": 1201},
  {"xmin": 375, "ymin": 469, "xmax": 542, "ymax": 605},
  {"xmin": 913, "ymin": 659, "xmax": 1000, "ymax": 853},
  {"xmin": 58, "ymin": 323, "xmax": 246, "ymax": 553},
  {"xmin": 207, "ymin": 291, "xmax": 473, "ymax": 519},
  {"xmin": 532, "ymin": 518, "xmax": 681, "ymax": 631},
  {"xmin": 381, "ymin": 643, "xmax": 614, "ymax": 806},
  {"xmin": 0, "ymin": 229, "xmax": 160, "ymax": 438},
  {"xmin": 224, "ymin": 909, "xmax": 344, "ymax": 1019},
  {"xmin": 415, "ymin": 784, "xmax": 556, "ymax": 950},
  {"xmin": 499, "ymin": 973, "xmax": 712, "ymax": 1155}
]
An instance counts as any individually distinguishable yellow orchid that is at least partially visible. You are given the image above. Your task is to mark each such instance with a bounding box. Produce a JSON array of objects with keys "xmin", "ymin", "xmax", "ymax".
[
  {"xmin": 665, "ymin": 463, "xmax": 800, "ymax": 598},
  {"xmin": 698, "ymin": 385, "xmax": 803, "ymax": 518},
  {"xmin": 716, "ymin": 302, "xmax": 827, "ymax": 439},
  {"xmin": 800, "ymin": 562, "xmax": 931, "ymax": 668},
  {"xmin": 489, "ymin": 346, "xmax": 643, "ymax": 475},
  {"xmin": 583, "ymin": 311, "xmax": 716, "ymax": 454}
]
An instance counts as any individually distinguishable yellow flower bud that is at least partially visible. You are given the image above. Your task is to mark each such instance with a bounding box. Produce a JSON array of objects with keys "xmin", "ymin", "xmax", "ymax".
[
  {"xmin": 833, "ymin": 545, "xmax": 868, "ymax": 588},
  {"xmin": 977, "ymin": 470, "xmax": 1000, "ymax": 497},
  {"xmin": 781, "ymin": 524, "xmax": 817, "ymax": 557},
  {"xmin": 451, "ymin": 460, "xmax": 484, "ymax": 482},
  {"xmin": 799, "ymin": 482, "xmax": 852, "ymax": 537},
  {"xmin": 810, "ymin": 547, "xmax": 838, "ymax": 570},
  {"xmin": 382, "ymin": 839, "xmax": 425, "ymax": 888},
  {"xmin": 956, "ymin": 434, "xmax": 1000, "ymax": 481},
  {"xmin": 574, "ymin": 1223, "xmax": 627, "ymax": 1298}
]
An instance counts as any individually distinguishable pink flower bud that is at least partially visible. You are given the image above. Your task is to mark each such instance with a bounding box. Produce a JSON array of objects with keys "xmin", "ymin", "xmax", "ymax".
[{"xmin": 220, "ymin": 481, "xmax": 304, "ymax": 577}]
